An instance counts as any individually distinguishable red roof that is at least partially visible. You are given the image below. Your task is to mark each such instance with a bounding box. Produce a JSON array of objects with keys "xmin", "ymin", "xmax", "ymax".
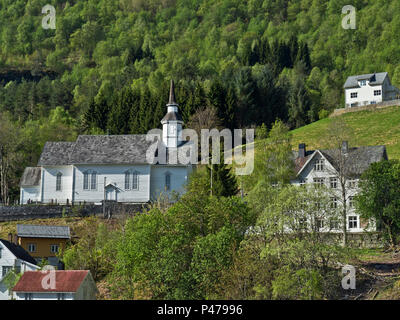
[{"xmin": 13, "ymin": 270, "xmax": 90, "ymax": 293}]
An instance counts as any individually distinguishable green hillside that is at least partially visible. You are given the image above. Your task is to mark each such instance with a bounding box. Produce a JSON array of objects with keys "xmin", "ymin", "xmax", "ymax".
[{"xmin": 290, "ymin": 106, "xmax": 400, "ymax": 160}]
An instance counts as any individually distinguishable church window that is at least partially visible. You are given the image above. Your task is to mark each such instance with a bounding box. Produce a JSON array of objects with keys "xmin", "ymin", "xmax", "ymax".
[
  {"xmin": 83, "ymin": 172, "xmax": 89, "ymax": 190},
  {"xmin": 91, "ymin": 172, "xmax": 97, "ymax": 190},
  {"xmin": 125, "ymin": 171, "xmax": 130, "ymax": 190},
  {"xmin": 56, "ymin": 173, "xmax": 62, "ymax": 191},
  {"xmin": 165, "ymin": 172, "xmax": 171, "ymax": 191},
  {"xmin": 132, "ymin": 171, "xmax": 139, "ymax": 190}
]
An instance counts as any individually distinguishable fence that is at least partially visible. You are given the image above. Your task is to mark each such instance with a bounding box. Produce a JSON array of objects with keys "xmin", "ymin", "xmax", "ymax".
[{"xmin": 331, "ymin": 99, "xmax": 400, "ymax": 117}]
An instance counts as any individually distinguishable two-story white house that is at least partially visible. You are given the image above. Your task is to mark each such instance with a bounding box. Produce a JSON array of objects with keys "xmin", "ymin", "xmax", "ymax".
[
  {"xmin": 0, "ymin": 237, "xmax": 39, "ymax": 300},
  {"xmin": 20, "ymin": 80, "xmax": 194, "ymax": 205},
  {"xmin": 291, "ymin": 142, "xmax": 388, "ymax": 233},
  {"xmin": 344, "ymin": 72, "xmax": 400, "ymax": 108}
]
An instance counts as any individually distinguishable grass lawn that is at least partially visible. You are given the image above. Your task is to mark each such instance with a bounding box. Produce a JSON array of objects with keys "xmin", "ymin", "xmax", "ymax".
[{"xmin": 290, "ymin": 105, "xmax": 400, "ymax": 159}]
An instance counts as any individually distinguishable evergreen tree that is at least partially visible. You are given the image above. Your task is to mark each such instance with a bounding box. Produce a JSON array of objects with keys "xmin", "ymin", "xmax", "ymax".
[{"xmin": 207, "ymin": 152, "xmax": 238, "ymax": 198}]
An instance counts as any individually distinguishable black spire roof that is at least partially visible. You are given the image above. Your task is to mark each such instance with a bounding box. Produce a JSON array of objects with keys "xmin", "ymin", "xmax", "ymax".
[{"xmin": 168, "ymin": 79, "xmax": 178, "ymax": 105}]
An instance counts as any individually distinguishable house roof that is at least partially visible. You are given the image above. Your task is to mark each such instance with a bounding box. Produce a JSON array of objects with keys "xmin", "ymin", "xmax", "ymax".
[
  {"xmin": 344, "ymin": 72, "xmax": 388, "ymax": 89},
  {"xmin": 0, "ymin": 239, "xmax": 37, "ymax": 266},
  {"xmin": 38, "ymin": 142, "xmax": 76, "ymax": 166},
  {"xmin": 20, "ymin": 167, "xmax": 41, "ymax": 187},
  {"xmin": 294, "ymin": 145, "xmax": 388, "ymax": 177},
  {"xmin": 13, "ymin": 270, "xmax": 91, "ymax": 293},
  {"xmin": 17, "ymin": 224, "xmax": 70, "ymax": 239}
]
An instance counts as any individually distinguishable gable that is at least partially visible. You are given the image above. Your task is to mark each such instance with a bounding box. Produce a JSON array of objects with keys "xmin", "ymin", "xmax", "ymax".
[{"xmin": 0, "ymin": 240, "xmax": 37, "ymax": 266}]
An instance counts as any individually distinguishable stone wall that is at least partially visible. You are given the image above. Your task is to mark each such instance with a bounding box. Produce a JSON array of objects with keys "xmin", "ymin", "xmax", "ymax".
[
  {"xmin": 323, "ymin": 232, "xmax": 383, "ymax": 248},
  {"xmin": 0, "ymin": 202, "xmax": 148, "ymax": 222},
  {"xmin": 331, "ymin": 100, "xmax": 400, "ymax": 117}
]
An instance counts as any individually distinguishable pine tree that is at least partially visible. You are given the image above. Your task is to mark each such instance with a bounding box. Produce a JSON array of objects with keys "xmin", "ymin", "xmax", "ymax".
[{"xmin": 207, "ymin": 150, "xmax": 238, "ymax": 197}]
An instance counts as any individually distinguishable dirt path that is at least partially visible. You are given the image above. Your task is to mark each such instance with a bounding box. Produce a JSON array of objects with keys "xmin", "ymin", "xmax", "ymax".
[{"xmin": 345, "ymin": 251, "xmax": 400, "ymax": 300}]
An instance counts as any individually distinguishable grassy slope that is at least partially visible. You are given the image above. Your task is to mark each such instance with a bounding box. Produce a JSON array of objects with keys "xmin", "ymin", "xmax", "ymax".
[{"xmin": 290, "ymin": 106, "xmax": 400, "ymax": 160}]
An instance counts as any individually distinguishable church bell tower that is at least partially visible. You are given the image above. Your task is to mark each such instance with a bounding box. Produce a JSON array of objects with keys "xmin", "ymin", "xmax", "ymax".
[{"xmin": 161, "ymin": 80, "xmax": 183, "ymax": 148}]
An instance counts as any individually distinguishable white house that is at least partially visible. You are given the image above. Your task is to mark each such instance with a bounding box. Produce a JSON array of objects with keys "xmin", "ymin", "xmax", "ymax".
[
  {"xmin": 0, "ymin": 237, "xmax": 39, "ymax": 300},
  {"xmin": 20, "ymin": 80, "xmax": 194, "ymax": 205},
  {"xmin": 12, "ymin": 270, "xmax": 98, "ymax": 300},
  {"xmin": 344, "ymin": 72, "xmax": 400, "ymax": 108},
  {"xmin": 291, "ymin": 142, "xmax": 388, "ymax": 233}
]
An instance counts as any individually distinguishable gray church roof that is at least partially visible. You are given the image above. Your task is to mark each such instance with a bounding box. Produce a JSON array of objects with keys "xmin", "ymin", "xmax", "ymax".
[
  {"xmin": 20, "ymin": 167, "xmax": 41, "ymax": 187},
  {"xmin": 68, "ymin": 135, "xmax": 155, "ymax": 165},
  {"xmin": 344, "ymin": 72, "xmax": 388, "ymax": 89},
  {"xmin": 37, "ymin": 134, "xmax": 194, "ymax": 166},
  {"xmin": 38, "ymin": 142, "xmax": 76, "ymax": 166},
  {"xmin": 17, "ymin": 224, "xmax": 70, "ymax": 239}
]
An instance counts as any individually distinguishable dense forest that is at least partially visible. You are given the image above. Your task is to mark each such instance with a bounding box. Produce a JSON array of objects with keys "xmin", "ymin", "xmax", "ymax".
[{"xmin": 1, "ymin": 0, "xmax": 400, "ymax": 202}]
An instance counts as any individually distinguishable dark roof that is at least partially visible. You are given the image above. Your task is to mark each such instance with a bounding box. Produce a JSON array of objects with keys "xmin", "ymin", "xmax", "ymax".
[
  {"xmin": 294, "ymin": 145, "xmax": 388, "ymax": 176},
  {"xmin": 17, "ymin": 224, "xmax": 70, "ymax": 239},
  {"xmin": 161, "ymin": 111, "xmax": 183, "ymax": 122},
  {"xmin": 13, "ymin": 270, "xmax": 92, "ymax": 293},
  {"xmin": 0, "ymin": 239, "xmax": 37, "ymax": 266},
  {"xmin": 20, "ymin": 167, "xmax": 41, "ymax": 187},
  {"xmin": 344, "ymin": 72, "xmax": 388, "ymax": 89},
  {"xmin": 69, "ymin": 135, "xmax": 155, "ymax": 165},
  {"xmin": 168, "ymin": 79, "xmax": 177, "ymax": 105},
  {"xmin": 38, "ymin": 142, "xmax": 75, "ymax": 166}
]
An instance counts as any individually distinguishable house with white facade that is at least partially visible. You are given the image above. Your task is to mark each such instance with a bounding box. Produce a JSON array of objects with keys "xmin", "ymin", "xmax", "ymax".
[
  {"xmin": 291, "ymin": 142, "xmax": 388, "ymax": 233},
  {"xmin": 344, "ymin": 72, "xmax": 400, "ymax": 108},
  {"xmin": 12, "ymin": 270, "xmax": 98, "ymax": 300},
  {"xmin": 0, "ymin": 237, "xmax": 39, "ymax": 300},
  {"xmin": 20, "ymin": 80, "xmax": 194, "ymax": 205}
]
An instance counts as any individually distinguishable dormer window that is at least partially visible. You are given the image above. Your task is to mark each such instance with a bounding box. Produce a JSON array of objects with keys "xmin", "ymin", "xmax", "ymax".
[
  {"xmin": 359, "ymin": 80, "xmax": 366, "ymax": 86},
  {"xmin": 56, "ymin": 173, "xmax": 62, "ymax": 191}
]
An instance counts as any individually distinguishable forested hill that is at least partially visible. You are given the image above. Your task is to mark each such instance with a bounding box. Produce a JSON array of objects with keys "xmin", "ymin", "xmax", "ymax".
[{"xmin": 1, "ymin": 0, "xmax": 400, "ymax": 201}]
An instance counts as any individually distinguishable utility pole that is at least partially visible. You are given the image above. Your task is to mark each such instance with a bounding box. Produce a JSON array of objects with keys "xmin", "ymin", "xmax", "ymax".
[{"xmin": 210, "ymin": 165, "xmax": 213, "ymax": 196}]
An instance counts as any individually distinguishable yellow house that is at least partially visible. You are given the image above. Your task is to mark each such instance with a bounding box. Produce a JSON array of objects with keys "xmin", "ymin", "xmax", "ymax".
[{"xmin": 16, "ymin": 224, "xmax": 70, "ymax": 267}]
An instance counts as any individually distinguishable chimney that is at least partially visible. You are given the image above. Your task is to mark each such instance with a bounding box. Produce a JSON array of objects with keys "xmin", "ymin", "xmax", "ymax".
[
  {"xmin": 12, "ymin": 234, "xmax": 18, "ymax": 245},
  {"xmin": 8, "ymin": 233, "xmax": 12, "ymax": 242},
  {"xmin": 342, "ymin": 141, "xmax": 349, "ymax": 154},
  {"xmin": 299, "ymin": 143, "xmax": 306, "ymax": 158}
]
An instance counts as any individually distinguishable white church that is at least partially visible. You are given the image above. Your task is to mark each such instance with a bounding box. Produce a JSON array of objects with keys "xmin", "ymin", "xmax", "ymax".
[{"xmin": 20, "ymin": 81, "xmax": 194, "ymax": 205}]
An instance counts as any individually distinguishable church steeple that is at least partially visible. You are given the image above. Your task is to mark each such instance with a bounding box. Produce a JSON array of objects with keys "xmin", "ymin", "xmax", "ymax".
[
  {"xmin": 168, "ymin": 79, "xmax": 177, "ymax": 106},
  {"xmin": 161, "ymin": 80, "xmax": 183, "ymax": 148}
]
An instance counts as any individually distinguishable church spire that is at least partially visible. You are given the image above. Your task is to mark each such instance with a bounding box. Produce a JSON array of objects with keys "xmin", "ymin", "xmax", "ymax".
[{"xmin": 168, "ymin": 79, "xmax": 177, "ymax": 106}]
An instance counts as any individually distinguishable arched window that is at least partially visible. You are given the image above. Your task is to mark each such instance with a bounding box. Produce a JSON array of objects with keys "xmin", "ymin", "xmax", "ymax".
[
  {"xmin": 83, "ymin": 171, "xmax": 89, "ymax": 190},
  {"xmin": 165, "ymin": 172, "xmax": 171, "ymax": 191},
  {"xmin": 56, "ymin": 173, "xmax": 62, "ymax": 191},
  {"xmin": 132, "ymin": 171, "xmax": 139, "ymax": 190},
  {"xmin": 125, "ymin": 171, "xmax": 130, "ymax": 190},
  {"xmin": 91, "ymin": 171, "xmax": 97, "ymax": 190}
]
